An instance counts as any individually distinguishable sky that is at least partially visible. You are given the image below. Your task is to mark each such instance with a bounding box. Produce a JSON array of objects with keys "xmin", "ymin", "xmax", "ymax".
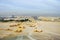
[{"xmin": 0, "ymin": 0, "xmax": 60, "ymax": 16}]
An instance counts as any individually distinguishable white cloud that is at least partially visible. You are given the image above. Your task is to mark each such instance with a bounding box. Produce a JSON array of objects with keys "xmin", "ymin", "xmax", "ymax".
[{"xmin": 0, "ymin": 0, "xmax": 60, "ymax": 14}]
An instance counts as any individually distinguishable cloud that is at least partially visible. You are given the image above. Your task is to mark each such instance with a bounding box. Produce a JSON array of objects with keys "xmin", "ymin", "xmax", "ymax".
[{"xmin": 0, "ymin": 0, "xmax": 60, "ymax": 16}]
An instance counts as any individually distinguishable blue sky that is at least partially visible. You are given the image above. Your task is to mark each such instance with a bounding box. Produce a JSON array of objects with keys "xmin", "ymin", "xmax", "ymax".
[{"xmin": 0, "ymin": 0, "xmax": 60, "ymax": 16}]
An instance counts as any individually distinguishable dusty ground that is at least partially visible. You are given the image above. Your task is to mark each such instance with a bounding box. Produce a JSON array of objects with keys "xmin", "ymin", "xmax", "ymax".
[{"xmin": 0, "ymin": 21, "xmax": 60, "ymax": 40}]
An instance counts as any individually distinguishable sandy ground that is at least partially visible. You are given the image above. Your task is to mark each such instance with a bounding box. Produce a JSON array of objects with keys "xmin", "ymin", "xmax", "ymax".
[
  {"xmin": 37, "ymin": 21, "xmax": 60, "ymax": 34},
  {"xmin": 0, "ymin": 21, "xmax": 60, "ymax": 40}
]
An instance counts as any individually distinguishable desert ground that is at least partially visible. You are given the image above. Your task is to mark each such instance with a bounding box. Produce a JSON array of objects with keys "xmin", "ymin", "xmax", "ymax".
[{"xmin": 0, "ymin": 21, "xmax": 60, "ymax": 40}]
